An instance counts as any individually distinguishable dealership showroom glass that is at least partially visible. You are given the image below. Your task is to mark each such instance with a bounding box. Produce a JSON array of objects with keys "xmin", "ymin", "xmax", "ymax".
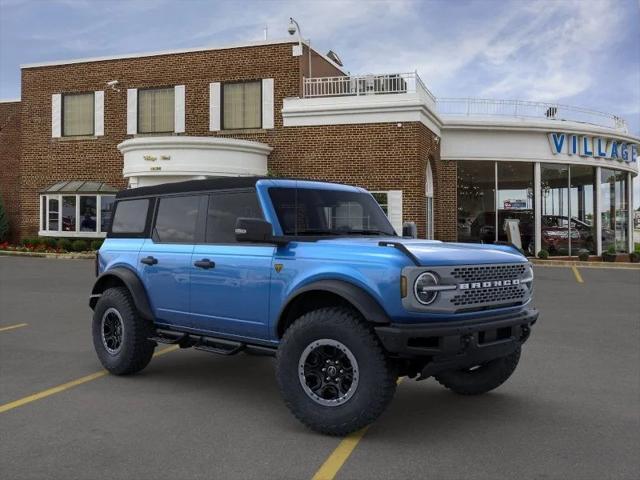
[{"xmin": 0, "ymin": 38, "xmax": 637, "ymax": 255}]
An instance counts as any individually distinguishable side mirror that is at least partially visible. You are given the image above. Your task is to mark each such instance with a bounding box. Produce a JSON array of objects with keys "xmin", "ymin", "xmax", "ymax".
[
  {"xmin": 402, "ymin": 221, "xmax": 417, "ymax": 239},
  {"xmin": 235, "ymin": 218, "xmax": 287, "ymax": 245}
]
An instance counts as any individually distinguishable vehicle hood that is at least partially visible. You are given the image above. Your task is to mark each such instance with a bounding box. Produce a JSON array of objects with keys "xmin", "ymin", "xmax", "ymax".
[{"xmin": 315, "ymin": 237, "xmax": 527, "ymax": 266}]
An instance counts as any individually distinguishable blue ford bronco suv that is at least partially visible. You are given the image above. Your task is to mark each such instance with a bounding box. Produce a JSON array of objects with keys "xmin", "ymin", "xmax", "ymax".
[{"xmin": 90, "ymin": 177, "xmax": 537, "ymax": 435}]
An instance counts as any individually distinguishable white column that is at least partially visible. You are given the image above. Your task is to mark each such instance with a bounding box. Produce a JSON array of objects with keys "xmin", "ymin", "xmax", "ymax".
[
  {"xmin": 534, "ymin": 162, "xmax": 541, "ymax": 255},
  {"xmin": 628, "ymin": 171, "xmax": 634, "ymax": 253},
  {"xmin": 595, "ymin": 166, "xmax": 602, "ymax": 256}
]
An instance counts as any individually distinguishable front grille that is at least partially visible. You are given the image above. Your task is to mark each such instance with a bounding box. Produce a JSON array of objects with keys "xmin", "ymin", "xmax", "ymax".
[
  {"xmin": 451, "ymin": 285, "xmax": 527, "ymax": 307},
  {"xmin": 451, "ymin": 264, "xmax": 527, "ymax": 283}
]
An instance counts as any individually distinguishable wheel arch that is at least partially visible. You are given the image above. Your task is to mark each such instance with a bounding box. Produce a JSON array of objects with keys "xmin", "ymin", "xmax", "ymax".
[
  {"xmin": 276, "ymin": 279, "xmax": 390, "ymax": 338},
  {"xmin": 89, "ymin": 267, "xmax": 154, "ymax": 321}
]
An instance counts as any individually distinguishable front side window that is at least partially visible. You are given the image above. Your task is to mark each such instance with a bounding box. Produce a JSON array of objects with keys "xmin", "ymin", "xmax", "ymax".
[
  {"xmin": 223, "ymin": 81, "xmax": 261, "ymax": 129},
  {"xmin": 268, "ymin": 188, "xmax": 395, "ymax": 236},
  {"xmin": 111, "ymin": 199, "xmax": 149, "ymax": 234},
  {"xmin": 206, "ymin": 191, "xmax": 263, "ymax": 244},
  {"xmin": 63, "ymin": 92, "xmax": 94, "ymax": 136},
  {"xmin": 138, "ymin": 87, "xmax": 174, "ymax": 133},
  {"xmin": 153, "ymin": 196, "xmax": 201, "ymax": 243}
]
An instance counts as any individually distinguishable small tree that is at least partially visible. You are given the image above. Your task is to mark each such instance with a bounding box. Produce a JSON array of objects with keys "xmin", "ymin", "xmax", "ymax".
[{"xmin": 0, "ymin": 195, "xmax": 10, "ymax": 242}]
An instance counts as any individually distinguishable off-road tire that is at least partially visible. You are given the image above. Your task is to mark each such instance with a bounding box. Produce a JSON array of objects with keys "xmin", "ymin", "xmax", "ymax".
[
  {"xmin": 92, "ymin": 287, "xmax": 155, "ymax": 375},
  {"xmin": 276, "ymin": 307, "xmax": 397, "ymax": 436},
  {"xmin": 434, "ymin": 347, "xmax": 521, "ymax": 395}
]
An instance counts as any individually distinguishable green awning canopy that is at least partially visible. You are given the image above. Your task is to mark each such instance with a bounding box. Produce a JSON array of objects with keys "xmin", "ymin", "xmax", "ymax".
[{"xmin": 41, "ymin": 181, "xmax": 118, "ymax": 194}]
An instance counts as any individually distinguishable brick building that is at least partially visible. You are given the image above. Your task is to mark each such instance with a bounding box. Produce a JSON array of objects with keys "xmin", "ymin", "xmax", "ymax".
[{"xmin": 1, "ymin": 37, "xmax": 638, "ymax": 254}]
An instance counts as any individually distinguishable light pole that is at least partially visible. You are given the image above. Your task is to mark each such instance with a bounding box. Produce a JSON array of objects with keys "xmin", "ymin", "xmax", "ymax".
[{"xmin": 288, "ymin": 17, "xmax": 312, "ymax": 80}]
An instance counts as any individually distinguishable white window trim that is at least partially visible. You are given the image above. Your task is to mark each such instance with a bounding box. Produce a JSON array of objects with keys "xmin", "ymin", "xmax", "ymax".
[{"xmin": 38, "ymin": 193, "xmax": 115, "ymax": 238}]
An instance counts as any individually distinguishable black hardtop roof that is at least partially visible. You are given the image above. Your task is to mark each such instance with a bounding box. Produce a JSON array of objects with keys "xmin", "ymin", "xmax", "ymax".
[
  {"xmin": 115, "ymin": 176, "xmax": 269, "ymax": 199},
  {"xmin": 114, "ymin": 176, "xmax": 334, "ymax": 199}
]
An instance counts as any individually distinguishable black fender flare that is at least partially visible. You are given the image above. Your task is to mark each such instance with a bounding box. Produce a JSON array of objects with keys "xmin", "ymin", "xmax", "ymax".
[
  {"xmin": 89, "ymin": 267, "xmax": 154, "ymax": 321},
  {"xmin": 277, "ymin": 279, "xmax": 391, "ymax": 333}
]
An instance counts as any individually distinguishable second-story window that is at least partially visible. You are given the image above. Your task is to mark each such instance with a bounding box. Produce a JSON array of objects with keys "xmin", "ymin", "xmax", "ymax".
[
  {"xmin": 138, "ymin": 87, "xmax": 175, "ymax": 133},
  {"xmin": 63, "ymin": 92, "xmax": 94, "ymax": 136},
  {"xmin": 223, "ymin": 81, "xmax": 261, "ymax": 129}
]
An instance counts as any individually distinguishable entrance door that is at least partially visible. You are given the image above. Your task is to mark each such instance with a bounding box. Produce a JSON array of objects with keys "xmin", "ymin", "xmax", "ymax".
[{"xmin": 189, "ymin": 190, "xmax": 274, "ymax": 340}]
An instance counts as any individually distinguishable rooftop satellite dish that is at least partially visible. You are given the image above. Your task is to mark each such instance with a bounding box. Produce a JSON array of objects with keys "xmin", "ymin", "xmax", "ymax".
[{"xmin": 326, "ymin": 50, "xmax": 343, "ymax": 67}]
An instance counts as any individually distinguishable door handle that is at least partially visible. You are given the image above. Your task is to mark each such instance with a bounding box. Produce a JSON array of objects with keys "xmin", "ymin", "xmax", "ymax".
[
  {"xmin": 194, "ymin": 259, "xmax": 215, "ymax": 269},
  {"xmin": 141, "ymin": 256, "xmax": 158, "ymax": 266}
]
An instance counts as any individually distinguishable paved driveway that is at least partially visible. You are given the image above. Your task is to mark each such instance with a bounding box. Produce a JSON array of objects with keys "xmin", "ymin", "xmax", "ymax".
[{"xmin": 0, "ymin": 256, "xmax": 638, "ymax": 480}]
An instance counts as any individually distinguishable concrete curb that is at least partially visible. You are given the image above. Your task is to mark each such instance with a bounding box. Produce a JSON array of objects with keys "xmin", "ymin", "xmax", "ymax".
[
  {"xmin": 0, "ymin": 250, "xmax": 95, "ymax": 260},
  {"xmin": 530, "ymin": 259, "xmax": 640, "ymax": 270}
]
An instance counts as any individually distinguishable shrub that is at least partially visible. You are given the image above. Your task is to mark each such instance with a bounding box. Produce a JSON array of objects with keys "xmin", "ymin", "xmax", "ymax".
[
  {"xmin": 57, "ymin": 238, "xmax": 73, "ymax": 252},
  {"xmin": 41, "ymin": 237, "xmax": 58, "ymax": 249},
  {"xmin": 90, "ymin": 239, "xmax": 104, "ymax": 251},
  {"xmin": 630, "ymin": 252, "xmax": 640, "ymax": 263},
  {"xmin": 0, "ymin": 195, "xmax": 9, "ymax": 242},
  {"xmin": 71, "ymin": 239, "xmax": 88, "ymax": 252},
  {"xmin": 577, "ymin": 249, "xmax": 590, "ymax": 262},
  {"xmin": 21, "ymin": 237, "xmax": 41, "ymax": 247},
  {"xmin": 606, "ymin": 244, "xmax": 617, "ymax": 255},
  {"xmin": 537, "ymin": 249, "xmax": 549, "ymax": 260}
]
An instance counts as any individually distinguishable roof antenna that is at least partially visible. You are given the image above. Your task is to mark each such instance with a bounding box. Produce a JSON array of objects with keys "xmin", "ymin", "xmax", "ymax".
[{"xmin": 263, "ymin": 24, "xmax": 268, "ymax": 41}]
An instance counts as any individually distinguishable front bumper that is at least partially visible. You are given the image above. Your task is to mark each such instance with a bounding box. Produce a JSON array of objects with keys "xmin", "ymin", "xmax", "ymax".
[{"xmin": 375, "ymin": 308, "xmax": 538, "ymax": 378}]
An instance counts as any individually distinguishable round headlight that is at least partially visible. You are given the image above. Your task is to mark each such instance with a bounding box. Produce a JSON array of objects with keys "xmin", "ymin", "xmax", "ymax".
[{"xmin": 414, "ymin": 272, "xmax": 439, "ymax": 305}]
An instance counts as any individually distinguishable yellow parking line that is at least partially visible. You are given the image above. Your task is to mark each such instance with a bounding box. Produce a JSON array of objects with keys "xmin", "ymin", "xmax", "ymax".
[
  {"xmin": 311, "ymin": 377, "xmax": 404, "ymax": 480},
  {"xmin": 0, "ymin": 323, "xmax": 28, "ymax": 333},
  {"xmin": 0, "ymin": 345, "xmax": 179, "ymax": 414},
  {"xmin": 571, "ymin": 265, "xmax": 584, "ymax": 284}
]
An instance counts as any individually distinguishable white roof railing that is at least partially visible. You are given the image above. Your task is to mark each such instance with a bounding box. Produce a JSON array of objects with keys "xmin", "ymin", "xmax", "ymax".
[
  {"xmin": 436, "ymin": 97, "xmax": 628, "ymax": 132},
  {"xmin": 303, "ymin": 72, "xmax": 436, "ymax": 103}
]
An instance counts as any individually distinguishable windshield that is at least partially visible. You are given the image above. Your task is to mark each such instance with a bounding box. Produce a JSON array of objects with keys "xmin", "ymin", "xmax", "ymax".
[{"xmin": 268, "ymin": 187, "xmax": 396, "ymax": 237}]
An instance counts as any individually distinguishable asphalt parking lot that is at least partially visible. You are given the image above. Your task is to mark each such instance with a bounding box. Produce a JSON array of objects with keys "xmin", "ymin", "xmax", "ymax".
[{"xmin": 1, "ymin": 256, "xmax": 639, "ymax": 480}]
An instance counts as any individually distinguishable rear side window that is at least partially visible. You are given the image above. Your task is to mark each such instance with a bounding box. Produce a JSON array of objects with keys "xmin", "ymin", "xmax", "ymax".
[
  {"xmin": 153, "ymin": 195, "xmax": 201, "ymax": 243},
  {"xmin": 111, "ymin": 199, "xmax": 150, "ymax": 234},
  {"xmin": 206, "ymin": 190, "xmax": 262, "ymax": 243}
]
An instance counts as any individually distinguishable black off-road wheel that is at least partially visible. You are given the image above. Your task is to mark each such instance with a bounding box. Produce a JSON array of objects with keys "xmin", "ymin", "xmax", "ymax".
[
  {"xmin": 434, "ymin": 347, "xmax": 521, "ymax": 395},
  {"xmin": 276, "ymin": 307, "xmax": 397, "ymax": 436},
  {"xmin": 92, "ymin": 287, "xmax": 155, "ymax": 375}
]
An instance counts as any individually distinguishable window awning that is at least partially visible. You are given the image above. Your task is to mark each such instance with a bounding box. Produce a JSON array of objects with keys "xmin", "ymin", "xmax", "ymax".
[{"xmin": 40, "ymin": 181, "xmax": 118, "ymax": 194}]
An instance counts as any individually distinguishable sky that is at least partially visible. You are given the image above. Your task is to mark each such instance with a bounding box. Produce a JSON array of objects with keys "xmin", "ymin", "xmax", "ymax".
[{"xmin": 1, "ymin": 0, "xmax": 639, "ymax": 205}]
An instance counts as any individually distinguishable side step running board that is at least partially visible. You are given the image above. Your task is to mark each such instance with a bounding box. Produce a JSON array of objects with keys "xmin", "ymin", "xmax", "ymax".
[
  {"xmin": 148, "ymin": 329, "xmax": 276, "ymax": 357},
  {"xmin": 149, "ymin": 330, "xmax": 190, "ymax": 346},
  {"xmin": 194, "ymin": 337, "xmax": 245, "ymax": 356}
]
